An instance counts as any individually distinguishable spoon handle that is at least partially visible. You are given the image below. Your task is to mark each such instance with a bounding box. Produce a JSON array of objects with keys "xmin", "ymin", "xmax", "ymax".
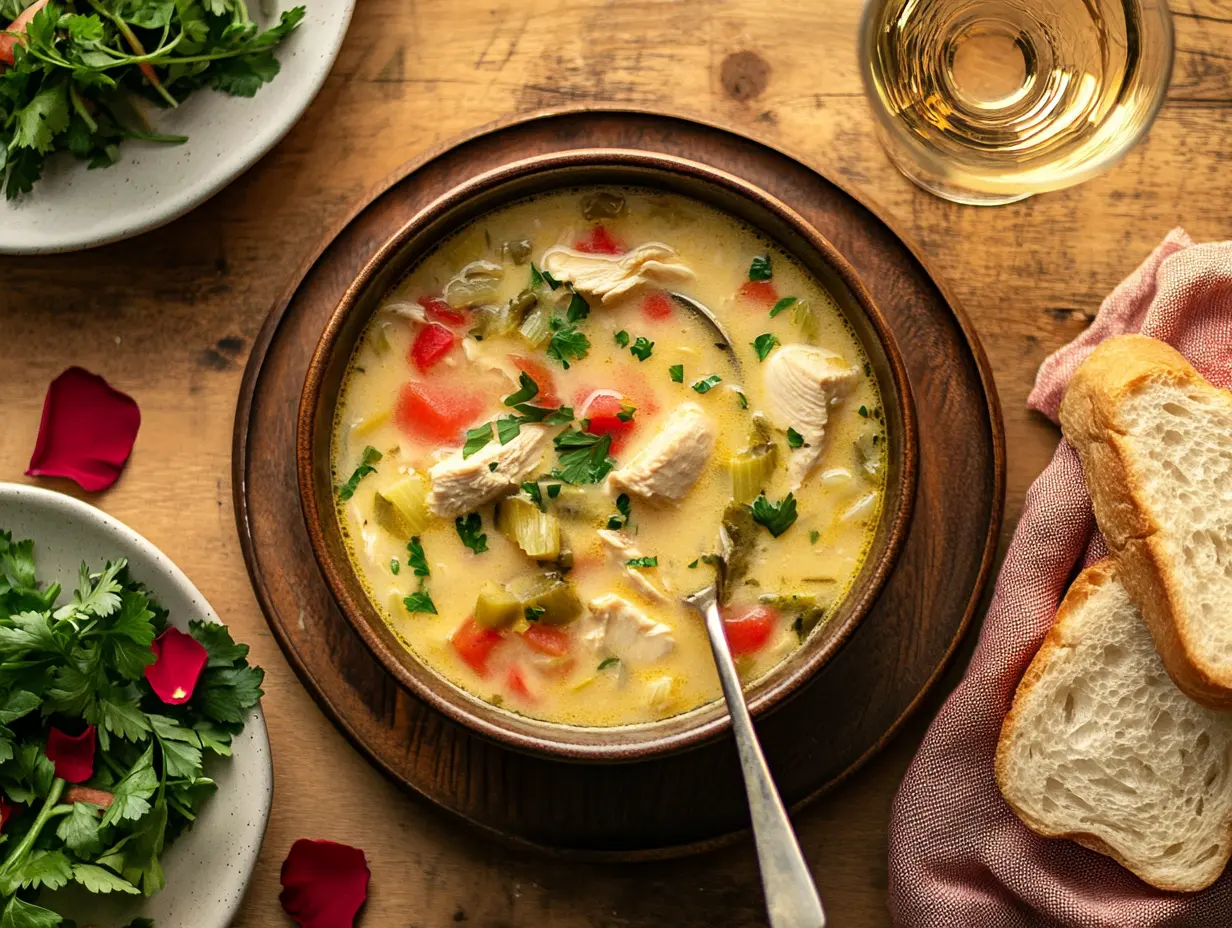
[{"xmin": 701, "ymin": 599, "xmax": 827, "ymax": 928}]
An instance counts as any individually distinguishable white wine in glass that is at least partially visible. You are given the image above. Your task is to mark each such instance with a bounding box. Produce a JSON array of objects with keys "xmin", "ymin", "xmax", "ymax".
[{"xmin": 860, "ymin": 0, "xmax": 1173, "ymax": 205}]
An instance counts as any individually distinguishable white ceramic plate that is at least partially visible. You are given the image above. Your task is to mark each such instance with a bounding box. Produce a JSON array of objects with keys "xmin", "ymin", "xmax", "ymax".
[
  {"xmin": 0, "ymin": 0, "xmax": 355, "ymax": 255},
  {"xmin": 0, "ymin": 483, "xmax": 272, "ymax": 927}
]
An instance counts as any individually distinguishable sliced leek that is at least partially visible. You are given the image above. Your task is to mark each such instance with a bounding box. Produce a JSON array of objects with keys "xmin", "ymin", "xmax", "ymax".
[
  {"xmin": 498, "ymin": 497, "xmax": 561, "ymax": 559},
  {"xmin": 728, "ymin": 443, "xmax": 777, "ymax": 504}
]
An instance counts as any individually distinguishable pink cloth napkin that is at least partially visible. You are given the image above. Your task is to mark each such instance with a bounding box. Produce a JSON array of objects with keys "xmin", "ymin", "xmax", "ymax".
[{"xmin": 887, "ymin": 228, "xmax": 1232, "ymax": 927}]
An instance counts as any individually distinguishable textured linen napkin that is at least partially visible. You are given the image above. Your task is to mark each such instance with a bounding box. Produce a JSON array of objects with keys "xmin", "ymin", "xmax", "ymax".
[{"xmin": 887, "ymin": 228, "xmax": 1232, "ymax": 927}]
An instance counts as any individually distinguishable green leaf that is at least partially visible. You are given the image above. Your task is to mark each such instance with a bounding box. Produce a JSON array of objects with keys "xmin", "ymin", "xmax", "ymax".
[
  {"xmin": 0, "ymin": 848, "xmax": 72, "ymax": 893},
  {"xmin": 625, "ymin": 556, "xmax": 658, "ymax": 568},
  {"xmin": 159, "ymin": 736, "xmax": 203, "ymax": 779},
  {"xmin": 101, "ymin": 745, "xmax": 158, "ymax": 828},
  {"xmin": 753, "ymin": 333, "xmax": 779, "ymax": 361},
  {"xmin": 71, "ymin": 863, "xmax": 140, "ymax": 894},
  {"xmin": 62, "ymin": 13, "xmax": 105, "ymax": 43},
  {"xmin": 56, "ymin": 802, "xmax": 103, "ymax": 856},
  {"xmin": 524, "ymin": 605, "xmax": 545, "ymax": 622},
  {"xmin": 0, "ymin": 611, "xmax": 57, "ymax": 654},
  {"xmin": 454, "ymin": 513, "xmax": 488, "ymax": 554},
  {"xmin": 502, "ymin": 371, "xmax": 539, "ymax": 406},
  {"xmin": 598, "ymin": 657, "xmax": 620, "ymax": 671},
  {"xmin": 337, "ymin": 446, "xmax": 381, "ymax": 500},
  {"xmin": 748, "ymin": 254, "xmax": 772, "ymax": 281},
  {"xmin": 98, "ymin": 693, "xmax": 151, "ymax": 743},
  {"xmin": 809, "ymin": 529, "xmax": 820, "ymax": 544},
  {"xmin": 0, "ymin": 896, "xmax": 62, "ymax": 928},
  {"xmin": 0, "ymin": 690, "xmax": 40, "ymax": 725},
  {"xmin": 11, "ymin": 81, "xmax": 70, "ymax": 154},
  {"xmin": 614, "ymin": 330, "xmax": 630, "ymax": 348},
  {"xmin": 769, "ymin": 296, "xmax": 797, "ymax": 318},
  {"xmin": 749, "ymin": 492, "xmax": 798, "ymax": 538},
  {"xmin": 196, "ymin": 665, "xmax": 264, "ymax": 725},
  {"xmin": 462, "ymin": 423, "xmax": 493, "ymax": 459},
  {"xmin": 188, "ymin": 620, "xmax": 249, "ymax": 668},
  {"xmin": 55, "ymin": 559, "xmax": 125, "ymax": 620},
  {"xmin": 529, "ymin": 263, "xmax": 544, "ymax": 288},
  {"xmin": 521, "ymin": 482, "xmax": 544, "ymax": 510},
  {"xmin": 406, "ymin": 538, "xmax": 430, "ymax": 577},
  {"xmin": 629, "ymin": 337, "xmax": 654, "ymax": 362},
  {"xmin": 735, "ymin": 391, "xmax": 748, "ymax": 410},
  {"xmin": 550, "ymin": 429, "xmax": 615, "ymax": 485},
  {"xmin": 691, "ymin": 374, "xmax": 722, "ymax": 394},
  {"xmin": 669, "ymin": 364, "xmax": 684, "ymax": 383},
  {"xmin": 495, "ymin": 416, "xmax": 521, "ymax": 445},
  {"xmin": 193, "ymin": 720, "xmax": 233, "ymax": 756},
  {"xmin": 858, "ymin": 405, "xmax": 870, "ymax": 418},
  {"xmin": 124, "ymin": 0, "xmax": 175, "ymax": 28},
  {"xmin": 566, "ymin": 291, "xmax": 590, "ymax": 323},
  {"xmin": 786, "ymin": 427, "xmax": 806, "ymax": 449},
  {"xmin": 402, "ymin": 588, "xmax": 437, "ymax": 616},
  {"xmin": 212, "ymin": 51, "xmax": 281, "ymax": 97},
  {"xmin": 546, "ymin": 319, "xmax": 590, "ymax": 370}
]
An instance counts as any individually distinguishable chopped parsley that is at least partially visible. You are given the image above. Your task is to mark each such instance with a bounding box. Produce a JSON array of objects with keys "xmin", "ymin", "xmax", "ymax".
[
  {"xmin": 403, "ymin": 589, "xmax": 438, "ymax": 615},
  {"xmin": 692, "ymin": 374, "xmax": 722, "ymax": 394},
  {"xmin": 629, "ymin": 337, "xmax": 654, "ymax": 361},
  {"xmin": 547, "ymin": 484, "xmax": 562, "ymax": 499},
  {"xmin": 503, "ymin": 371, "xmax": 539, "ymax": 406},
  {"xmin": 390, "ymin": 558, "xmax": 400, "ymax": 575},
  {"xmin": 753, "ymin": 333, "xmax": 779, "ymax": 361},
  {"xmin": 489, "ymin": 462, "xmax": 499, "ymax": 472},
  {"xmin": 749, "ymin": 255, "xmax": 773, "ymax": 281},
  {"xmin": 530, "ymin": 263, "xmax": 544, "ymax": 288},
  {"xmin": 669, "ymin": 364, "xmax": 684, "ymax": 383},
  {"xmin": 455, "ymin": 513, "xmax": 489, "ymax": 554},
  {"xmin": 606, "ymin": 493, "xmax": 632, "ymax": 530},
  {"xmin": 407, "ymin": 538, "xmax": 431, "ymax": 577},
  {"xmin": 524, "ymin": 605, "xmax": 546, "ymax": 622},
  {"xmin": 749, "ymin": 492, "xmax": 798, "ymax": 537},
  {"xmin": 809, "ymin": 530, "xmax": 820, "ymax": 545},
  {"xmin": 688, "ymin": 559, "xmax": 699, "ymax": 568},
  {"xmin": 770, "ymin": 296, "xmax": 797, "ymax": 318},
  {"xmin": 598, "ymin": 657, "xmax": 621, "ymax": 671},
  {"xmin": 522, "ymin": 481, "xmax": 544, "ymax": 509},
  {"xmin": 546, "ymin": 318, "xmax": 590, "ymax": 369},
  {"xmin": 543, "ymin": 269, "xmax": 562, "ymax": 290},
  {"xmin": 614, "ymin": 330, "xmax": 630, "ymax": 348},
  {"xmin": 626, "ymin": 556, "xmax": 658, "ymax": 568},
  {"xmin": 735, "ymin": 391, "xmax": 749, "ymax": 410},
  {"xmin": 858, "ymin": 405, "xmax": 869, "ymax": 418},
  {"xmin": 551, "ymin": 429, "xmax": 616, "ymax": 484},
  {"xmin": 786, "ymin": 427, "xmax": 806, "ymax": 449},
  {"xmin": 567, "ymin": 291, "xmax": 590, "ymax": 323},
  {"xmin": 337, "ymin": 446, "xmax": 381, "ymax": 500},
  {"xmin": 462, "ymin": 424, "xmax": 493, "ymax": 459},
  {"xmin": 496, "ymin": 416, "xmax": 522, "ymax": 445},
  {"xmin": 616, "ymin": 405, "xmax": 636, "ymax": 423}
]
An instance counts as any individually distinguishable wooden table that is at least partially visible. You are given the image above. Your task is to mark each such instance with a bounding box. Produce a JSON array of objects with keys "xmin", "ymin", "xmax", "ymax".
[{"xmin": 2, "ymin": 1, "xmax": 1228, "ymax": 924}]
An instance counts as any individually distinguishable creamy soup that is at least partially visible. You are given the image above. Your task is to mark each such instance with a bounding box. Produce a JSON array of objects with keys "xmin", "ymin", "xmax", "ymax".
[{"xmin": 332, "ymin": 188, "xmax": 886, "ymax": 727}]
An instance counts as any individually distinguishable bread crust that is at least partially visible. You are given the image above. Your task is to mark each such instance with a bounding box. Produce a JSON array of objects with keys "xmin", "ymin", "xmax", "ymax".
[
  {"xmin": 995, "ymin": 559, "xmax": 1232, "ymax": 892},
  {"xmin": 1059, "ymin": 335, "xmax": 1232, "ymax": 709}
]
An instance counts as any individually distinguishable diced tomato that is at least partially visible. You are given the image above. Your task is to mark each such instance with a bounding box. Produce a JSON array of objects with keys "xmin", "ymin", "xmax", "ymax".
[
  {"xmin": 577, "ymin": 391, "xmax": 636, "ymax": 452},
  {"xmin": 723, "ymin": 605, "xmax": 778, "ymax": 656},
  {"xmin": 452, "ymin": 618, "xmax": 504, "ymax": 677},
  {"xmin": 409, "ymin": 323, "xmax": 457, "ymax": 371},
  {"xmin": 574, "ymin": 224, "xmax": 625, "ymax": 255},
  {"xmin": 739, "ymin": 280, "xmax": 779, "ymax": 309},
  {"xmin": 509, "ymin": 356, "xmax": 559, "ymax": 406},
  {"xmin": 522, "ymin": 624, "xmax": 570, "ymax": 658},
  {"xmin": 506, "ymin": 665, "xmax": 538, "ymax": 701},
  {"xmin": 0, "ymin": 0, "xmax": 47, "ymax": 64},
  {"xmin": 641, "ymin": 290, "xmax": 674, "ymax": 321},
  {"xmin": 394, "ymin": 381, "xmax": 484, "ymax": 443},
  {"xmin": 419, "ymin": 296, "xmax": 469, "ymax": 328}
]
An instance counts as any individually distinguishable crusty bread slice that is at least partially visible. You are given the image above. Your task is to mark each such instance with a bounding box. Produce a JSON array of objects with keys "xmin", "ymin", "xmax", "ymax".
[
  {"xmin": 1060, "ymin": 334, "xmax": 1232, "ymax": 708},
  {"xmin": 996, "ymin": 560, "xmax": 1232, "ymax": 892}
]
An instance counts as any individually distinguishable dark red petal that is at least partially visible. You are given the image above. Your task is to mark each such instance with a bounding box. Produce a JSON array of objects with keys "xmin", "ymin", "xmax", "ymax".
[
  {"xmin": 46, "ymin": 725, "xmax": 96, "ymax": 784},
  {"xmin": 280, "ymin": 839, "xmax": 370, "ymax": 928},
  {"xmin": 25, "ymin": 367, "xmax": 141, "ymax": 492},
  {"xmin": 144, "ymin": 627, "xmax": 208, "ymax": 705},
  {"xmin": 0, "ymin": 797, "xmax": 15, "ymax": 831}
]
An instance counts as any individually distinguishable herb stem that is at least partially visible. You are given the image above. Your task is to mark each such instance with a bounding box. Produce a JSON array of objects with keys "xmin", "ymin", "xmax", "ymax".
[
  {"xmin": 86, "ymin": 0, "xmax": 179, "ymax": 106},
  {"xmin": 68, "ymin": 81, "xmax": 98, "ymax": 134},
  {"xmin": 0, "ymin": 778, "xmax": 65, "ymax": 877}
]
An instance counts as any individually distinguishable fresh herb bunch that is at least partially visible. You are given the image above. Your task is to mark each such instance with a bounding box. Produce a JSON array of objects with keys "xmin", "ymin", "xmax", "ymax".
[
  {"xmin": 0, "ymin": 529, "xmax": 264, "ymax": 927},
  {"xmin": 0, "ymin": 0, "xmax": 306, "ymax": 198}
]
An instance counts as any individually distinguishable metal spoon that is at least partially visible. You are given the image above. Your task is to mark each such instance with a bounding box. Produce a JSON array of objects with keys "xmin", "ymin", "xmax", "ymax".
[
  {"xmin": 683, "ymin": 559, "xmax": 826, "ymax": 928},
  {"xmin": 670, "ymin": 291, "xmax": 742, "ymax": 376}
]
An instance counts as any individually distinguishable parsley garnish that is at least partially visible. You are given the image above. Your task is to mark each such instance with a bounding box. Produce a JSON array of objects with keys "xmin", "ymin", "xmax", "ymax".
[
  {"xmin": 753, "ymin": 333, "xmax": 779, "ymax": 361},
  {"xmin": 503, "ymin": 371, "xmax": 539, "ymax": 406},
  {"xmin": 626, "ymin": 556, "xmax": 658, "ymax": 568},
  {"xmin": 809, "ymin": 530, "xmax": 820, "ymax": 544},
  {"xmin": 770, "ymin": 297, "xmax": 797, "ymax": 318},
  {"xmin": 749, "ymin": 492, "xmax": 798, "ymax": 537},
  {"xmin": 616, "ymin": 405, "xmax": 636, "ymax": 423},
  {"xmin": 403, "ymin": 589, "xmax": 438, "ymax": 615},
  {"xmin": 858, "ymin": 405, "xmax": 869, "ymax": 418},
  {"xmin": 530, "ymin": 263, "xmax": 544, "ymax": 288},
  {"xmin": 455, "ymin": 514, "xmax": 488, "ymax": 554},
  {"xmin": 749, "ymin": 255, "xmax": 773, "ymax": 281},
  {"xmin": 629, "ymin": 337, "xmax": 654, "ymax": 361},
  {"xmin": 567, "ymin": 291, "xmax": 590, "ymax": 323},
  {"xmin": 551, "ymin": 429, "xmax": 615, "ymax": 485},
  {"xmin": 463, "ymin": 424, "xmax": 493, "ymax": 459},
  {"xmin": 669, "ymin": 364, "xmax": 684, "ymax": 383},
  {"xmin": 407, "ymin": 538, "xmax": 430, "ymax": 576},
  {"xmin": 692, "ymin": 374, "xmax": 722, "ymax": 394},
  {"xmin": 542, "ymin": 269, "xmax": 561, "ymax": 290},
  {"xmin": 598, "ymin": 657, "xmax": 621, "ymax": 671},
  {"xmin": 735, "ymin": 391, "xmax": 749, "ymax": 409},
  {"xmin": 688, "ymin": 559, "xmax": 699, "ymax": 568},
  {"xmin": 614, "ymin": 330, "xmax": 630, "ymax": 348},
  {"xmin": 546, "ymin": 318, "xmax": 590, "ymax": 369},
  {"xmin": 496, "ymin": 416, "xmax": 522, "ymax": 445},
  {"xmin": 522, "ymin": 482, "xmax": 544, "ymax": 510},
  {"xmin": 337, "ymin": 446, "xmax": 381, "ymax": 500},
  {"xmin": 787, "ymin": 427, "xmax": 806, "ymax": 449},
  {"xmin": 524, "ymin": 605, "xmax": 545, "ymax": 622},
  {"xmin": 606, "ymin": 493, "xmax": 632, "ymax": 530},
  {"xmin": 390, "ymin": 559, "xmax": 400, "ymax": 575},
  {"xmin": 489, "ymin": 462, "xmax": 499, "ymax": 472},
  {"xmin": 547, "ymin": 484, "xmax": 562, "ymax": 499}
]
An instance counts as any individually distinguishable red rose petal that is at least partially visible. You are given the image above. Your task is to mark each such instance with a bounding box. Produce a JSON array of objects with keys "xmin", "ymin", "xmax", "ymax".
[
  {"xmin": 280, "ymin": 839, "xmax": 370, "ymax": 928},
  {"xmin": 46, "ymin": 725, "xmax": 96, "ymax": 784},
  {"xmin": 144, "ymin": 627, "xmax": 208, "ymax": 705},
  {"xmin": 0, "ymin": 797, "xmax": 16, "ymax": 831},
  {"xmin": 26, "ymin": 367, "xmax": 141, "ymax": 492}
]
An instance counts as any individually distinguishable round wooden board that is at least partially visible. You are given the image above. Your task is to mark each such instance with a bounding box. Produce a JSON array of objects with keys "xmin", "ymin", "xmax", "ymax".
[{"xmin": 232, "ymin": 108, "xmax": 1005, "ymax": 857}]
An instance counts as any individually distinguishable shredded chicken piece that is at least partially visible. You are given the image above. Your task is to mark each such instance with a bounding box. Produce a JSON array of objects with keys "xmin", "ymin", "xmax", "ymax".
[
  {"xmin": 583, "ymin": 594, "xmax": 675, "ymax": 666},
  {"xmin": 763, "ymin": 344, "xmax": 860, "ymax": 488},
  {"xmin": 605, "ymin": 403, "xmax": 715, "ymax": 504},
  {"xmin": 596, "ymin": 529, "xmax": 671, "ymax": 602},
  {"xmin": 540, "ymin": 242, "xmax": 695, "ymax": 304},
  {"xmin": 426, "ymin": 425, "xmax": 550, "ymax": 518}
]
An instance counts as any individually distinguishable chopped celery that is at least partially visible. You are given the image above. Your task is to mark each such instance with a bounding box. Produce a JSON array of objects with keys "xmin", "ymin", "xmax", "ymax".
[
  {"xmin": 518, "ymin": 301, "xmax": 552, "ymax": 347},
  {"xmin": 502, "ymin": 239, "xmax": 532, "ymax": 265},
  {"xmin": 720, "ymin": 502, "xmax": 758, "ymax": 593},
  {"xmin": 474, "ymin": 581, "xmax": 522, "ymax": 629},
  {"xmin": 498, "ymin": 497, "xmax": 561, "ymax": 559},
  {"xmin": 444, "ymin": 260, "xmax": 504, "ymax": 308},
  {"xmin": 791, "ymin": 297, "xmax": 820, "ymax": 341},
  {"xmin": 509, "ymin": 574, "xmax": 582, "ymax": 625},
  {"xmin": 551, "ymin": 485, "xmax": 609, "ymax": 522},
  {"xmin": 369, "ymin": 321, "xmax": 396, "ymax": 355},
  {"xmin": 373, "ymin": 472, "xmax": 430, "ymax": 538},
  {"xmin": 351, "ymin": 409, "xmax": 391, "ymax": 439},
  {"xmin": 728, "ymin": 443, "xmax": 777, "ymax": 504}
]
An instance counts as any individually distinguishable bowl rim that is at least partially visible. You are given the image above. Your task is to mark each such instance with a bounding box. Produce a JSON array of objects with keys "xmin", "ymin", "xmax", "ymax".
[{"xmin": 297, "ymin": 148, "xmax": 919, "ymax": 761}]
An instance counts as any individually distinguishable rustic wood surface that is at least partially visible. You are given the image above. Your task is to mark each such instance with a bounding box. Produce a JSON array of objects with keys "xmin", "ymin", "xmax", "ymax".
[
  {"xmin": 236, "ymin": 111, "xmax": 1000, "ymax": 854},
  {"xmin": 1, "ymin": 0, "xmax": 1228, "ymax": 923}
]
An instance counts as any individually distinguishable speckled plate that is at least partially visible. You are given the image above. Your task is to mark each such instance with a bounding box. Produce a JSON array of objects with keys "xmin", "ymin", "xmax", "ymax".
[
  {"xmin": 0, "ymin": 0, "xmax": 355, "ymax": 255},
  {"xmin": 0, "ymin": 483, "xmax": 272, "ymax": 925}
]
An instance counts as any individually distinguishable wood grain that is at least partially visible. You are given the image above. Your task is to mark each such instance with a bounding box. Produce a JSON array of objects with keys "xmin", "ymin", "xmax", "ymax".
[{"xmin": 1, "ymin": 0, "xmax": 1229, "ymax": 923}]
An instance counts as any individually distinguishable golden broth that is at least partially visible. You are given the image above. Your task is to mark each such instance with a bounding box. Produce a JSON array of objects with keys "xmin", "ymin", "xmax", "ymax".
[{"xmin": 332, "ymin": 188, "xmax": 886, "ymax": 727}]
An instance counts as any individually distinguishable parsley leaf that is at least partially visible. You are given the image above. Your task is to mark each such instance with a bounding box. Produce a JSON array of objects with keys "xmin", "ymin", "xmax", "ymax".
[
  {"xmin": 625, "ymin": 556, "xmax": 658, "ymax": 568},
  {"xmin": 502, "ymin": 371, "xmax": 539, "ymax": 406},
  {"xmin": 616, "ymin": 405, "xmax": 635, "ymax": 423},
  {"xmin": 403, "ymin": 588, "xmax": 438, "ymax": 615},
  {"xmin": 669, "ymin": 364, "xmax": 684, "ymax": 383},
  {"xmin": 691, "ymin": 374, "xmax": 722, "ymax": 394},
  {"xmin": 551, "ymin": 429, "xmax": 615, "ymax": 485},
  {"xmin": 858, "ymin": 405, "xmax": 870, "ymax": 418},
  {"xmin": 455, "ymin": 513, "xmax": 488, "ymax": 554},
  {"xmin": 521, "ymin": 482, "xmax": 544, "ymax": 510},
  {"xmin": 786, "ymin": 427, "xmax": 806, "ymax": 449},
  {"xmin": 566, "ymin": 291, "xmax": 590, "ymax": 323},
  {"xmin": 390, "ymin": 559, "xmax": 400, "ymax": 575},
  {"xmin": 735, "ymin": 391, "xmax": 749, "ymax": 410},
  {"xmin": 753, "ymin": 333, "xmax": 779, "ymax": 361},
  {"xmin": 614, "ymin": 330, "xmax": 630, "ymax": 348},
  {"xmin": 337, "ymin": 446, "xmax": 381, "ymax": 500},
  {"xmin": 749, "ymin": 255, "xmax": 773, "ymax": 281},
  {"xmin": 495, "ymin": 416, "xmax": 522, "ymax": 445},
  {"xmin": 546, "ymin": 318, "xmax": 590, "ymax": 369},
  {"xmin": 629, "ymin": 337, "xmax": 654, "ymax": 361},
  {"xmin": 524, "ymin": 605, "xmax": 545, "ymax": 622},
  {"xmin": 770, "ymin": 296, "xmax": 797, "ymax": 318},
  {"xmin": 530, "ymin": 263, "xmax": 544, "ymax": 288},
  {"xmin": 407, "ymin": 538, "xmax": 430, "ymax": 577},
  {"xmin": 462, "ymin": 424, "xmax": 494, "ymax": 459},
  {"xmin": 749, "ymin": 492, "xmax": 798, "ymax": 537},
  {"xmin": 598, "ymin": 657, "xmax": 620, "ymax": 671},
  {"xmin": 809, "ymin": 529, "xmax": 820, "ymax": 544}
]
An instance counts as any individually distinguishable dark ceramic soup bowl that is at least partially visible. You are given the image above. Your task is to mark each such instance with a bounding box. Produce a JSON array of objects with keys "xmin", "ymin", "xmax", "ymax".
[{"xmin": 298, "ymin": 150, "xmax": 918, "ymax": 762}]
